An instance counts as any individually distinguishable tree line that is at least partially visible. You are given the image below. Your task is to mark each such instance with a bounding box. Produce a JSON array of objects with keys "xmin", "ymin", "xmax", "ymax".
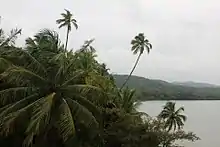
[{"xmin": 0, "ymin": 9, "xmax": 199, "ymax": 147}]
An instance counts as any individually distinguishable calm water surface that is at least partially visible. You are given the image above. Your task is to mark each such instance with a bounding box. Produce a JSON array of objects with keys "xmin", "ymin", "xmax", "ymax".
[{"xmin": 138, "ymin": 101, "xmax": 220, "ymax": 147}]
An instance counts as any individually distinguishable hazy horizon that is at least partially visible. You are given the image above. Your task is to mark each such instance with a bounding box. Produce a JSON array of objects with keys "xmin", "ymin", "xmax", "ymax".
[
  {"xmin": 1, "ymin": 0, "xmax": 220, "ymax": 84},
  {"xmin": 115, "ymin": 74, "xmax": 220, "ymax": 86}
]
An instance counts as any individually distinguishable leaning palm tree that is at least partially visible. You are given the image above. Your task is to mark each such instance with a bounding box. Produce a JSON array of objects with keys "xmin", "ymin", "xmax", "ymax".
[
  {"xmin": 0, "ymin": 46, "xmax": 101, "ymax": 146},
  {"xmin": 56, "ymin": 9, "xmax": 78, "ymax": 52},
  {"xmin": 158, "ymin": 102, "xmax": 187, "ymax": 132},
  {"xmin": 120, "ymin": 33, "xmax": 152, "ymax": 90}
]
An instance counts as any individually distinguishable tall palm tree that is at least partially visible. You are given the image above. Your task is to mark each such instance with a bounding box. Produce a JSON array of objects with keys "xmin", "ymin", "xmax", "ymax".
[
  {"xmin": 0, "ymin": 46, "xmax": 101, "ymax": 146},
  {"xmin": 120, "ymin": 33, "xmax": 152, "ymax": 90},
  {"xmin": 56, "ymin": 9, "xmax": 78, "ymax": 52},
  {"xmin": 158, "ymin": 102, "xmax": 187, "ymax": 132}
]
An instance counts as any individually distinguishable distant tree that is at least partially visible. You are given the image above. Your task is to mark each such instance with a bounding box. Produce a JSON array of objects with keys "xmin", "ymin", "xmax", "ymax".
[
  {"xmin": 56, "ymin": 9, "xmax": 78, "ymax": 52},
  {"xmin": 158, "ymin": 102, "xmax": 187, "ymax": 131},
  {"xmin": 120, "ymin": 33, "xmax": 152, "ymax": 90}
]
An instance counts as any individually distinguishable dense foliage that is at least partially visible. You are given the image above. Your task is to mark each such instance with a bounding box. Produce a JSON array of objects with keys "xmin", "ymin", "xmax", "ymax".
[
  {"xmin": 114, "ymin": 75, "xmax": 220, "ymax": 100},
  {"xmin": 0, "ymin": 10, "xmax": 199, "ymax": 147}
]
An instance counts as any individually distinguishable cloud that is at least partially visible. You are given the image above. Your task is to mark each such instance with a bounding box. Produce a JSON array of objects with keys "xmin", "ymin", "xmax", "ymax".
[{"xmin": 1, "ymin": 0, "xmax": 220, "ymax": 84}]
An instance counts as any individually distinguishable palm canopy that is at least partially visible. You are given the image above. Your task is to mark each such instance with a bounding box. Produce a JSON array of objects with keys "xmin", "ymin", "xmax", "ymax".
[
  {"xmin": 131, "ymin": 33, "xmax": 152, "ymax": 55},
  {"xmin": 25, "ymin": 29, "xmax": 64, "ymax": 54},
  {"xmin": 0, "ymin": 46, "xmax": 101, "ymax": 146},
  {"xmin": 56, "ymin": 9, "xmax": 78, "ymax": 31},
  {"xmin": 158, "ymin": 102, "xmax": 187, "ymax": 131}
]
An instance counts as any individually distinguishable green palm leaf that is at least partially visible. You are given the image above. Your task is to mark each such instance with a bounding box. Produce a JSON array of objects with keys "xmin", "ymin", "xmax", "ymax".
[
  {"xmin": 56, "ymin": 98, "xmax": 75, "ymax": 142},
  {"xmin": 0, "ymin": 93, "xmax": 39, "ymax": 118},
  {"xmin": 0, "ymin": 87, "xmax": 35, "ymax": 105},
  {"xmin": 1, "ymin": 66, "xmax": 47, "ymax": 86},
  {"xmin": 66, "ymin": 98, "xmax": 98, "ymax": 128}
]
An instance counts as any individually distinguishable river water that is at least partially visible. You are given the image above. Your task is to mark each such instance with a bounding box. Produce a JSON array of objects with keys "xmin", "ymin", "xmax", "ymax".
[{"xmin": 138, "ymin": 101, "xmax": 220, "ymax": 147}]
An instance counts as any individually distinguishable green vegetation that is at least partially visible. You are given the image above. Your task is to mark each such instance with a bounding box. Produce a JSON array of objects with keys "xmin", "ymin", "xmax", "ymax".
[
  {"xmin": 114, "ymin": 75, "xmax": 220, "ymax": 100},
  {"xmin": 0, "ymin": 10, "xmax": 199, "ymax": 147}
]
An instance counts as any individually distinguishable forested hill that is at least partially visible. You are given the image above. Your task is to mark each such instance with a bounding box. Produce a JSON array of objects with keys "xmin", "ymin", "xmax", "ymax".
[{"xmin": 113, "ymin": 75, "xmax": 220, "ymax": 100}]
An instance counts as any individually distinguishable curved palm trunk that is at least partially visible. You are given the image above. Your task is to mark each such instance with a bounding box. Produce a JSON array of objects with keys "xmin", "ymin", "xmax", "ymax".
[
  {"xmin": 120, "ymin": 53, "xmax": 142, "ymax": 90},
  {"xmin": 64, "ymin": 29, "xmax": 70, "ymax": 52}
]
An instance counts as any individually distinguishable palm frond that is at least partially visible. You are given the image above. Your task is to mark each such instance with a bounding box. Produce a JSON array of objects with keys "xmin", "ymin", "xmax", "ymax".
[
  {"xmin": 67, "ymin": 95, "xmax": 101, "ymax": 122},
  {"xmin": 56, "ymin": 18, "xmax": 66, "ymax": 24},
  {"xmin": 61, "ymin": 84, "xmax": 103, "ymax": 96},
  {"xmin": 71, "ymin": 19, "xmax": 77, "ymax": 22},
  {"xmin": 61, "ymin": 13, "xmax": 67, "ymax": 18},
  {"xmin": 62, "ymin": 70, "xmax": 86, "ymax": 86},
  {"xmin": 0, "ymin": 93, "xmax": 39, "ymax": 118},
  {"xmin": 22, "ymin": 132, "xmax": 34, "ymax": 147},
  {"xmin": 178, "ymin": 114, "xmax": 187, "ymax": 122},
  {"xmin": 1, "ymin": 66, "xmax": 47, "ymax": 87},
  {"xmin": 133, "ymin": 48, "xmax": 139, "ymax": 54},
  {"xmin": 72, "ymin": 22, "xmax": 78, "ymax": 29},
  {"xmin": 56, "ymin": 98, "xmax": 75, "ymax": 142},
  {"xmin": 0, "ymin": 47, "xmax": 47, "ymax": 75},
  {"xmin": 66, "ymin": 98, "xmax": 98, "ymax": 128},
  {"xmin": 26, "ymin": 93, "xmax": 55, "ymax": 132},
  {"xmin": 146, "ymin": 42, "xmax": 152, "ymax": 49},
  {"xmin": 0, "ymin": 96, "xmax": 44, "ymax": 136},
  {"xmin": 58, "ymin": 23, "xmax": 67, "ymax": 29},
  {"xmin": 23, "ymin": 93, "xmax": 55, "ymax": 146},
  {"xmin": 175, "ymin": 106, "xmax": 184, "ymax": 114},
  {"xmin": 0, "ymin": 87, "xmax": 35, "ymax": 105},
  {"xmin": 49, "ymin": 52, "xmax": 66, "ymax": 82},
  {"xmin": 0, "ymin": 57, "xmax": 12, "ymax": 72},
  {"xmin": 176, "ymin": 117, "xmax": 184, "ymax": 129}
]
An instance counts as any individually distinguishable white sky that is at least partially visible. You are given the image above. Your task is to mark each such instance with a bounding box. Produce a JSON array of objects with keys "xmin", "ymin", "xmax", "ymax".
[{"xmin": 1, "ymin": 0, "xmax": 220, "ymax": 84}]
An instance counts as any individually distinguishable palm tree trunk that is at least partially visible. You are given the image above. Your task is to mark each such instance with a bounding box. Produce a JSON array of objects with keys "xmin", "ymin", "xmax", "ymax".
[
  {"xmin": 64, "ymin": 28, "xmax": 69, "ymax": 52},
  {"xmin": 120, "ymin": 53, "xmax": 142, "ymax": 90}
]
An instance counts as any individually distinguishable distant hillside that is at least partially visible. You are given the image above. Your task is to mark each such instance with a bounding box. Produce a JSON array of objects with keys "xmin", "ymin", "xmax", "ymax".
[
  {"xmin": 113, "ymin": 75, "xmax": 220, "ymax": 100},
  {"xmin": 172, "ymin": 81, "xmax": 219, "ymax": 88}
]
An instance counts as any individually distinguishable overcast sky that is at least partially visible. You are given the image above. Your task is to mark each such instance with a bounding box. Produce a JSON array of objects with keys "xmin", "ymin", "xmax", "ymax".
[{"xmin": 1, "ymin": 0, "xmax": 220, "ymax": 84}]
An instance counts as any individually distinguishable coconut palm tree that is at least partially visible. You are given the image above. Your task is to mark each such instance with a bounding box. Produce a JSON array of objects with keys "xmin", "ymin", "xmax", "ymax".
[
  {"xmin": 56, "ymin": 9, "xmax": 78, "ymax": 52},
  {"xmin": 118, "ymin": 88, "xmax": 140, "ymax": 113},
  {"xmin": 120, "ymin": 33, "xmax": 152, "ymax": 90},
  {"xmin": 158, "ymin": 102, "xmax": 187, "ymax": 132},
  {"xmin": 0, "ymin": 46, "xmax": 101, "ymax": 146}
]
